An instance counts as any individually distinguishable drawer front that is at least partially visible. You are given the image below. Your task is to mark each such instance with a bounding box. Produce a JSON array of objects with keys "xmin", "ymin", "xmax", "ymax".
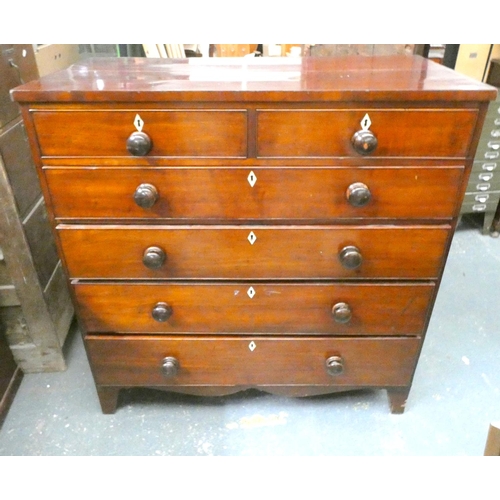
[
  {"xmin": 86, "ymin": 335, "xmax": 421, "ymax": 387},
  {"xmin": 32, "ymin": 110, "xmax": 247, "ymax": 158},
  {"xmin": 74, "ymin": 282, "xmax": 434, "ymax": 335},
  {"xmin": 257, "ymin": 109, "xmax": 477, "ymax": 158},
  {"xmin": 59, "ymin": 225, "xmax": 451, "ymax": 280},
  {"xmin": 45, "ymin": 166, "xmax": 464, "ymax": 221}
]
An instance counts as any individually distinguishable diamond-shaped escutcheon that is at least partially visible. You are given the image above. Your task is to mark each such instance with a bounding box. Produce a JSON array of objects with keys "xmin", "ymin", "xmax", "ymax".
[
  {"xmin": 134, "ymin": 114, "xmax": 144, "ymax": 132},
  {"xmin": 247, "ymin": 231, "xmax": 257, "ymax": 245},
  {"xmin": 360, "ymin": 113, "xmax": 371, "ymax": 130},
  {"xmin": 247, "ymin": 171, "xmax": 257, "ymax": 187},
  {"xmin": 247, "ymin": 287, "xmax": 256, "ymax": 299}
]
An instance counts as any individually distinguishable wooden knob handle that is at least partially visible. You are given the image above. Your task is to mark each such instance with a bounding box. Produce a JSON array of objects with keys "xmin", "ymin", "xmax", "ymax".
[
  {"xmin": 127, "ymin": 131, "xmax": 152, "ymax": 156},
  {"xmin": 346, "ymin": 182, "xmax": 371, "ymax": 207},
  {"xmin": 143, "ymin": 246, "xmax": 166, "ymax": 269},
  {"xmin": 339, "ymin": 245, "xmax": 362, "ymax": 270},
  {"xmin": 325, "ymin": 356, "xmax": 344, "ymax": 376},
  {"xmin": 152, "ymin": 302, "xmax": 172, "ymax": 322},
  {"xmin": 134, "ymin": 183, "xmax": 158, "ymax": 209},
  {"xmin": 351, "ymin": 129, "xmax": 378, "ymax": 155},
  {"xmin": 331, "ymin": 302, "xmax": 352, "ymax": 323},
  {"xmin": 161, "ymin": 356, "xmax": 179, "ymax": 378}
]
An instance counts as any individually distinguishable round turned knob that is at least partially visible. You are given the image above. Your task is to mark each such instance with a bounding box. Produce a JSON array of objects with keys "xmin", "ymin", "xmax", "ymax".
[
  {"xmin": 161, "ymin": 356, "xmax": 179, "ymax": 378},
  {"xmin": 331, "ymin": 302, "xmax": 352, "ymax": 324},
  {"xmin": 143, "ymin": 246, "xmax": 166, "ymax": 269},
  {"xmin": 325, "ymin": 356, "xmax": 344, "ymax": 376},
  {"xmin": 351, "ymin": 129, "xmax": 378, "ymax": 155},
  {"xmin": 133, "ymin": 183, "xmax": 158, "ymax": 209},
  {"xmin": 127, "ymin": 131, "xmax": 152, "ymax": 156},
  {"xmin": 152, "ymin": 302, "xmax": 172, "ymax": 322},
  {"xmin": 338, "ymin": 245, "xmax": 362, "ymax": 270},
  {"xmin": 346, "ymin": 182, "xmax": 371, "ymax": 207}
]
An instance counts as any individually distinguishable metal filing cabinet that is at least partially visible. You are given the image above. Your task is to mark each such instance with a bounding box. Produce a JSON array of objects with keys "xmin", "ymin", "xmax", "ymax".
[{"xmin": 461, "ymin": 92, "xmax": 500, "ymax": 234}]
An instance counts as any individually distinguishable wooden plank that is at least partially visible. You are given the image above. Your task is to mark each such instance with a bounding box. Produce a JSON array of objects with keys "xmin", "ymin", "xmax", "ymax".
[
  {"xmin": 0, "ymin": 155, "xmax": 65, "ymax": 371},
  {"xmin": 43, "ymin": 262, "xmax": 74, "ymax": 346},
  {"xmin": 22, "ymin": 197, "xmax": 59, "ymax": 289},
  {"xmin": 0, "ymin": 117, "xmax": 41, "ymax": 218}
]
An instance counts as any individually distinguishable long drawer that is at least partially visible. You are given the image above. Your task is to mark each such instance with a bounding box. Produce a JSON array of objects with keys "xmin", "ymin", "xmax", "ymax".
[
  {"xmin": 256, "ymin": 109, "xmax": 477, "ymax": 158},
  {"xmin": 85, "ymin": 335, "xmax": 421, "ymax": 387},
  {"xmin": 58, "ymin": 225, "xmax": 451, "ymax": 280},
  {"xmin": 74, "ymin": 282, "xmax": 434, "ymax": 335},
  {"xmin": 45, "ymin": 166, "xmax": 464, "ymax": 221},
  {"xmin": 32, "ymin": 110, "xmax": 248, "ymax": 158}
]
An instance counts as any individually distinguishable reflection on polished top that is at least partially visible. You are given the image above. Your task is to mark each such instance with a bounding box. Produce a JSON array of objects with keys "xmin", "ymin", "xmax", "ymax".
[{"xmin": 11, "ymin": 55, "xmax": 497, "ymax": 102}]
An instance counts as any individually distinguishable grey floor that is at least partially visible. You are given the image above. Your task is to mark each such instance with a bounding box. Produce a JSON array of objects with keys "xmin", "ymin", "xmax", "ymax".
[{"xmin": 1, "ymin": 214, "xmax": 499, "ymax": 456}]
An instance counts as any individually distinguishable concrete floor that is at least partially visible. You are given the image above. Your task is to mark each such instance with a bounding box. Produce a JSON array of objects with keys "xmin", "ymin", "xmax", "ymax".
[{"xmin": 0, "ymin": 214, "xmax": 499, "ymax": 456}]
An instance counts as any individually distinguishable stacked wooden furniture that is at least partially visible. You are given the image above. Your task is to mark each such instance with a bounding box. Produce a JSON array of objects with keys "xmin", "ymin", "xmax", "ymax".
[
  {"xmin": 12, "ymin": 56, "xmax": 495, "ymax": 414},
  {"xmin": 0, "ymin": 44, "xmax": 73, "ymax": 375}
]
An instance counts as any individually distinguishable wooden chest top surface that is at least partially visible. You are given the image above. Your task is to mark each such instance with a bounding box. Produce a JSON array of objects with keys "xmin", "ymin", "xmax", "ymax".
[{"xmin": 11, "ymin": 55, "xmax": 496, "ymax": 103}]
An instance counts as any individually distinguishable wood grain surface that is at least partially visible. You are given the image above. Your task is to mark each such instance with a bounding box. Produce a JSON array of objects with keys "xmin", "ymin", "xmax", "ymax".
[
  {"xmin": 45, "ymin": 166, "xmax": 464, "ymax": 221},
  {"xmin": 58, "ymin": 224, "xmax": 451, "ymax": 280},
  {"xmin": 74, "ymin": 282, "xmax": 434, "ymax": 335},
  {"xmin": 86, "ymin": 335, "xmax": 421, "ymax": 387}
]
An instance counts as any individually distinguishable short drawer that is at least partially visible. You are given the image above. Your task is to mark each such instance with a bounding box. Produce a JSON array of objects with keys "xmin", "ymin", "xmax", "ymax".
[
  {"xmin": 85, "ymin": 335, "xmax": 421, "ymax": 388},
  {"xmin": 74, "ymin": 282, "xmax": 434, "ymax": 335},
  {"xmin": 32, "ymin": 109, "xmax": 247, "ymax": 158},
  {"xmin": 256, "ymin": 109, "xmax": 477, "ymax": 158},
  {"xmin": 58, "ymin": 224, "xmax": 451, "ymax": 280},
  {"xmin": 44, "ymin": 166, "xmax": 464, "ymax": 221}
]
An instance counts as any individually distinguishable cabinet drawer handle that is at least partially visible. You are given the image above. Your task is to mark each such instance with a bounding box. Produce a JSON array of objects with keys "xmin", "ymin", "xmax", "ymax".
[
  {"xmin": 338, "ymin": 245, "xmax": 362, "ymax": 270},
  {"xmin": 161, "ymin": 356, "xmax": 180, "ymax": 378},
  {"xmin": 325, "ymin": 356, "xmax": 344, "ymax": 376},
  {"xmin": 127, "ymin": 131, "xmax": 152, "ymax": 156},
  {"xmin": 134, "ymin": 183, "xmax": 158, "ymax": 209},
  {"xmin": 346, "ymin": 182, "xmax": 371, "ymax": 207},
  {"xmin": 351, "ymin": 129, "xmax": 378, "ymax": 155},
  {"xmin": 143, "ymin": 246, "xmax": 166, "ymax": 269},
  {"xmin": 331, "ymin": 302, "xmax": 352, "ymax": 323},
  {"xmin": 152, "ymin": 302, "xmax": 172, "ymax": 322}
]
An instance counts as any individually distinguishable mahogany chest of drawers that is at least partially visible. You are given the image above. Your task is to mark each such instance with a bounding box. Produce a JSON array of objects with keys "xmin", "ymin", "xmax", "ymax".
[{"xmin": 12, "ymin": 56, "xmax": 496, "ymax": 414}]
